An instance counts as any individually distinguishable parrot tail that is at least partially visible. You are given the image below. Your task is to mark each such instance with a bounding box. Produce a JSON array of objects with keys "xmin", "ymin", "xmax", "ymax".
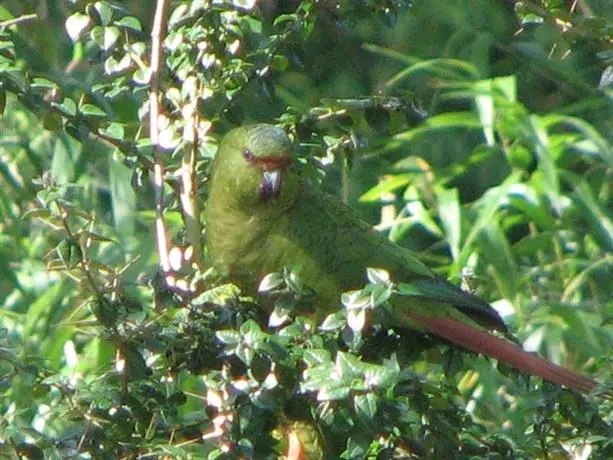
[{"xmin": 406, "ymin": 312, "xmax": 611, "ymax": 399}]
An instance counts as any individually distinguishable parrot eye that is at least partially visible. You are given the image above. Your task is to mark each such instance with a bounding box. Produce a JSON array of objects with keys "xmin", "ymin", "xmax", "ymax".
[{"xmin": 243, "ymin": 149, "xmax": 255, "ymax": 162}]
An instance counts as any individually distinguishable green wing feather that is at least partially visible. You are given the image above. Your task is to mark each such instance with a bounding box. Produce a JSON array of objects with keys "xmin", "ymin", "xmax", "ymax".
[{"xmin": 283, "ymin": 181, "xmax": 505, "ymax": 330}]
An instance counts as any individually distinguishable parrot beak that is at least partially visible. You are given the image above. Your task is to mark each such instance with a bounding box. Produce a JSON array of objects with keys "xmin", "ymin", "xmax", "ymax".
[
  {"xmin": 260, "ymin": 169, "xmax": 282, "ymax": 201},
  {"xmin": 255, "ymin": 155, "xmax": 292, "ymax": 201}
]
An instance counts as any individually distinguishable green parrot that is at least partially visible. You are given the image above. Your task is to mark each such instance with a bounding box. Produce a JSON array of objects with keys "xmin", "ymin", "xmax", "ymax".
[{"xmin": 206, "ymin": 123, "xmax": 608, "ymax": 397}]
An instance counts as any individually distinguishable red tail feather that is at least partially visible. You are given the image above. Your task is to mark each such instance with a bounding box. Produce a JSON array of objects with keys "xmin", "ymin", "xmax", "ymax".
[{"xmin": 407, "ymin": 312, "xmax": 605, "ymax": 396}]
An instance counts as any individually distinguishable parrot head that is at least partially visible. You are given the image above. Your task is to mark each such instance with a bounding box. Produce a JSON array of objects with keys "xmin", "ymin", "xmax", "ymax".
[{"xmin": 211, "ymin": 124, "xmax": 294, "ymax": 206}]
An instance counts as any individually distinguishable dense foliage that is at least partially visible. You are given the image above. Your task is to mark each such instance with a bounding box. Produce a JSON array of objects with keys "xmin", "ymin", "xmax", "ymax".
[{"xmin": 1, "ymin": 0, "xmax": 612, "ymax": 458}]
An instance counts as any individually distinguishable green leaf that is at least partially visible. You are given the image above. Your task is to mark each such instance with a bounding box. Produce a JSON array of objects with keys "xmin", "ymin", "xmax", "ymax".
[
  {"xmin": 478, "ymin": 222, "xmax": 517, "ymax": 300},
  {"xmin": 122, "ymin": 344, "xmax": 148, "ymax": 379},
  {"xmin": 364, "ymin": 358, "xmax": 399, "ymax": 388},
  {"xmin": 273, "ymin": 14, "xmax": 297, "ymax": 27},
  {"xmin": 341, "ymin": 290, "xmax": 371, "ymax": 310},
  {"xmin": 459, "ymin": 171, "xmax": 522, "ymax": 267},
  {"xmin": 94, "ymin": 26, "xmax": 120, "ymax": 51},
  {"xmin": 42, "ymin": 112, "xmax": 63, "ymax": 131},
  {"xmin": 31, "ymin": 78, "xmax": 58, "ymax": 90},
  {"xmin": 347, "ymin": 309, "xmax": 366, "ymax": 332},
  {"xmin": 384, "ymin": 58, "xmax": 480, "ymax": 91},
  {"xmin": 344, "ymin": 436, "xmax": 368, "ymax": 458},
  {"xmin": 100, "ymin": 122, "xmax": 125, "ymax": 140},
  {"xmin": 50, "ymin": 134, "xmax": 79, "ymax": 184},
  {"xmin": 318, "ymin": 386, "xmax": 350, "ymax": 401},
  {"xmin": 51, "ymin": 98, "xmax": 77, "ymax": 117},
  {"xmin": 366, "ymin": 267, "xmax": 389, "ymax": 285},
  {"xmin": 240, "ymin": 320, "xmax": 266, "ymax": 346},
  {"xmin": 542, "ymin": 114, "xmax": 613, "ymax": 168},
  {"xmin": 269, "ymin": 302, "xmax": 292, "ymax": 327},
  {"xmin": 527, "ymin": 114, "xmax": 559, "ymax": 198},
  {"xmin": 363, "ymin": 43, "xmax": 423, "ymax": 65},
  {"xmin": 369, "ymin": 284, "xmax": 391, "ymax": 308},
  {"xmin": 110, "ymin": 156, "xmax": 136, "ymax": 239},
  {"xmin": 335, "ymin": 352, "xmax": 362, "ymax": 380},
  {"xmin": 23, "ymin": 281, "xmax": 66, "ymax": 337},
  {"xmin": 396, "ymin": 186, "xmax": 442, "ymax": 239},
  {"xmin": 473, "ymin": 79, "xmax": 495, "ymax": 145},
  {"xmin": 232, "ymin": 0, "xmax": 258, "ymax": 10},
  {"xmin": 133, "ymin": 67, "xmax": 151, "ymax": 85},
  {"xmin": 565, "ymin": 173, "xmax": 613, "ymax": 252},
  {"xmin": 115, "ymin": 16, "xmax": 142, "ymax": 32},
  {"xmin": 319, "ymin": 311, "xmax": 346, "ymax": 331},
  {"xmin": 396, "ymin": 282, "xmax": 424, "ymax": 297},
  {"xmin": 303, "ymin": 349, "xmax": 331, "ymax": 367},
  {"xmin": 436, "ymin": 187, "xmax": 461, "ymax": 260},
  {"xmin": 105, "ymin": 53, "xmax": 132, "ymax": 75},
  {"xmin": 80, "ymin": 103, "xmax": 107, "ymax": 118},
  {"xmin": 506, "ymin": 184, "xmax": 554, "ymax": 230},
  {"xmin": 65, "ymin": 13, "xmax": 92, "ymax": 41},
  {"xmin": 240, "ymin": 16, "xmax": 262, "ymax": 34},
  {"xmin": 216, "ymin": 330, "xmax": 241, "ymax": 346},
  {"xmin": 258, "ymin": 272, "xmax": 284, "ymax": 293},
  {"xmin": 354, "ymin": 392, "xmax": 378, "ymax": 419},
  {"xmin": 359, "ymin": 173, "xmax": 411, "ymax": 203},
  {"xmin": 94, "ymin": 1, "xmax": 114, "ymax": 26},
  {"xmin": 512, "ymin": 231, "xmax": 557, "ymax": 256},
  {"xmin": 22, "ymin": 208, "xmax": 51, "ymax": 220}
]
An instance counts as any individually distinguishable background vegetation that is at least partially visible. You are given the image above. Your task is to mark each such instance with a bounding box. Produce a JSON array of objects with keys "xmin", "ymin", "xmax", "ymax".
[{"xmin": 1, "ymin": 0, "xmax": 612, "ymax": 458}]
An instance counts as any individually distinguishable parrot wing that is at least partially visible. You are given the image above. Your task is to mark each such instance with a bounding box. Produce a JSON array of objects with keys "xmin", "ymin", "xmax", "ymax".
[{"xmin": 285, "ymin": 180, "xmax": 505, "ymax": 330}]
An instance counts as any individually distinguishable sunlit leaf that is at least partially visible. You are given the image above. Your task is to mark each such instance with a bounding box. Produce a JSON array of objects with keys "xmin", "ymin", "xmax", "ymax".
[{"xmin": 65, "ymin": 12, "xmax": 91, "ymax": 41}]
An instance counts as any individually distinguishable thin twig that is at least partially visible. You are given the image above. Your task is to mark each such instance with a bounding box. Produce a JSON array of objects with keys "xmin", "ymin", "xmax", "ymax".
[
  {"xmin": 57, "ymin": 202, "xmax": 102, "ymax": 298},
  {"xmin": 179, "ymin": 100, "xmax": 205, "ymax": 269},
  {"xmin": 150, "ymin": 0, "xmax": 171, "ymax": 272},
  {"xmin": 573, "ymin": 0, "xmax": 593, "ymax": 18},
  {"xmin": 0, "ymin": 14, "xmax": 38, "ymax": 28}
]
